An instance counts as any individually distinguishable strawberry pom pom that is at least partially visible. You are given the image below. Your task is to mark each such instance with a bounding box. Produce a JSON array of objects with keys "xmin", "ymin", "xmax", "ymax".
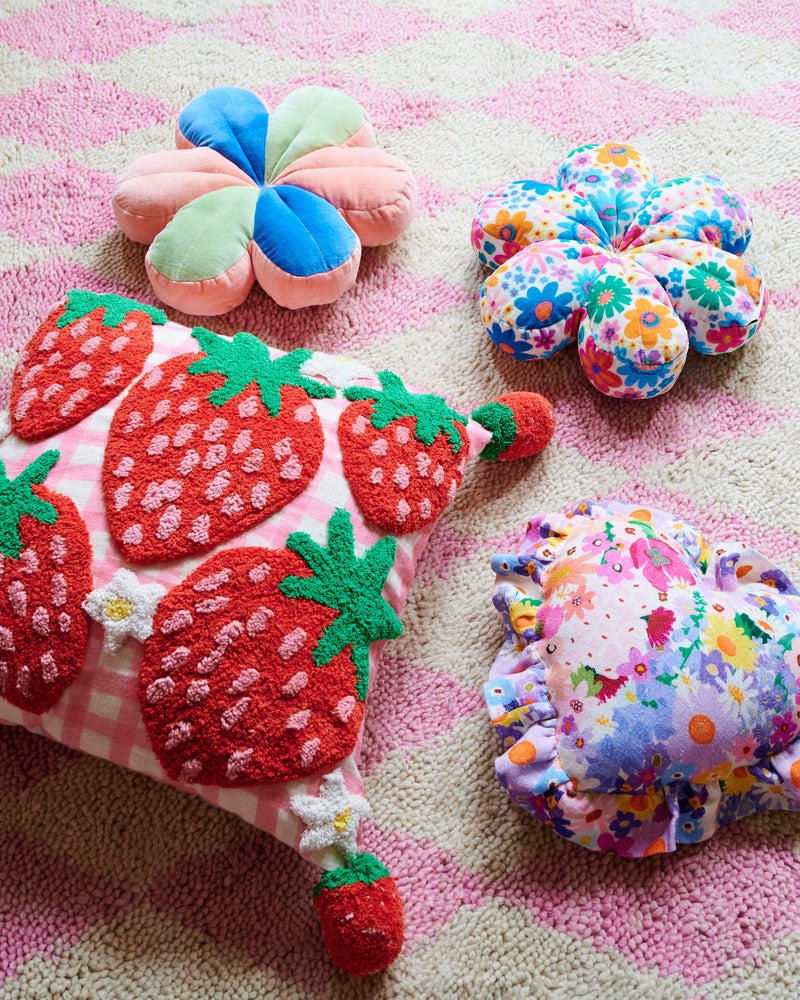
[
  {"xmin": 313, "ymin": 852, "xmax": 404, "ymax": 975},
  {"xmin": 472, "ymin": 391, "xmax": 555, "ymax": 461}
]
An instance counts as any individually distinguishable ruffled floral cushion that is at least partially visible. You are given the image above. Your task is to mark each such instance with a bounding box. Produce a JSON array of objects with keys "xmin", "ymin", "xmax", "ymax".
[
  {"xmin": 113, "ymin": 86, "xmax": 417, "ymax": 315},
  {"xmin": 486, "ymin": 500, "xmax": 800, "ymax": 856},
  {"xmin": 471, "ymin": 142, "xmax": 768, "ymax": 399}
]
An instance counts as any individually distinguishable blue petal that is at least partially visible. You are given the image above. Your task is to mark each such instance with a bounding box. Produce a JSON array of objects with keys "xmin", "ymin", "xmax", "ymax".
[
  {"xmin": 178, "ymin": 87, "xmax": 269, "ymax": 184},
  {"xmin": 253, "ymin": 185, "xmax": 357, "ymax": 277}
]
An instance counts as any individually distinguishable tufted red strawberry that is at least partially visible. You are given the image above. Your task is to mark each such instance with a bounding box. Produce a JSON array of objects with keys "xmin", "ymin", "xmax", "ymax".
[
  {"xmin": 339, "ymin": 370, "xmax": 471, "ymax": 534},
  {"xmin": 10, "ymin": 289, "xmax": 166, "ymax": 442},
  {"xmin": 138, "ymin": 508, "xmax": 402, "ymax": 785},
  {"xmin": 0, "ymin": 450, "xmax": 92, "ymax": 713},
  {"xmin": 102, "ymin": 328, "xmax": 337, "ymax": 564},
  {"xmin": 470, "ymin": 391, "xmax": 555, "ymax": 461},
  {"xmin": 313, "ymin": 853, "xmax": 405, "ymax": 976}
]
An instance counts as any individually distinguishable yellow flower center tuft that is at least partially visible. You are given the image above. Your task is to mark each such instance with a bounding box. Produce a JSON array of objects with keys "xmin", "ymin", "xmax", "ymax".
[
  {"xmin": 333, "ymin": 808, "xmax": 352, "ymax": 834},
  {"xmin": 104, "ymin": 597, "xmax": 133, "ymax": 621}
]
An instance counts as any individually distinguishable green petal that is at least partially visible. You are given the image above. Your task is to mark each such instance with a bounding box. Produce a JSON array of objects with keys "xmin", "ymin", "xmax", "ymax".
[
  {"xmin": 148, "ymin": 186, "xmax": 259, "ymax": 282},
  {"xmin": 264, "ymin": 86, "xmax": 366, "ymax": 184}
]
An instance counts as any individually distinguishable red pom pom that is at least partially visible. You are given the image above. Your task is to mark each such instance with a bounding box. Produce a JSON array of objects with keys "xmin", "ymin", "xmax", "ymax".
[
  {"xmin": 314, "ymin": 855, "xmax": 404, "ymax": 975},
  {"xmin": 472, "ymin": 391, "xmax": 555, "ymax": 461},
  {"xmin": 495, "ymin": 391, "xmax": 555, "ymax": 460}
]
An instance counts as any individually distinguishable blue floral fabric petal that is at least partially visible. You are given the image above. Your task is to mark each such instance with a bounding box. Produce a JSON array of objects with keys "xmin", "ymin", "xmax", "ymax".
[
  {"xmin": 576, "ymin": 254, "xmax": 689, "ymax": 398},
  {"xmin": 485, "ymin": 320, "xmax": 557, "ymax": 360},
  {"xmin": 480, "ymin": 240, "xmax": 607, "ymax": 359},
  {"xmin": 577, "ymin": 323, "xmax": 688, "ymax": 400},
  {"xmin": 556, "ymin": 141, "xmax": 658, "ymax": 247},
  {"xmin": 252, "ymin": 184, "xmax": 358, "ymax": 277},
  {"xmin": 178, "ymin": 86, "xmax": 269, "ymax": 185},
  {"xmin": 624, "ymin": 176, "xmax": 754, "ymax": 255}
]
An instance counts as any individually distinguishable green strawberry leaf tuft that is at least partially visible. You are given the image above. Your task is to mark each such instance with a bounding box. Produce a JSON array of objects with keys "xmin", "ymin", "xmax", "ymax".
[
  {"xmin": 344, "ymin": 370, "xmax": 468, "ymax": 453},
  {"xmin": 59, "ymin": 290, "xmax": 166, "ymax": 329},
  {"xmin": 0, "ymin": 450, "xmax": 60, "ymax": 559},
  {"xmin": 190, "ymin": 328, "xmax": 336, "ymax": 413},
  {"xmin": 279, "ymin": 509, "xmax": 403, "ymax": 699}
]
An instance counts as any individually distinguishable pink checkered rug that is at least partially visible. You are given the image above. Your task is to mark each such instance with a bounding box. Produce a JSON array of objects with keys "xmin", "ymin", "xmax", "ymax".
[{"xmin": 2, "ymin": 1, "xmax": 800, "ymax": 996}]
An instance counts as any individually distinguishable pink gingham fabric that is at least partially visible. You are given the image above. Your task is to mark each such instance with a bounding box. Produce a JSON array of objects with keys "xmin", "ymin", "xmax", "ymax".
[{"xmin": 0, "ymin": 310, "xmax": 490, "ymax": 871}]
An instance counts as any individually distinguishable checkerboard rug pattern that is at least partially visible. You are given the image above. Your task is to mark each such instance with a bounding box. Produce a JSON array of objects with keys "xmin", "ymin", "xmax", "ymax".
[{"xmin": 1, "ymin": 1, "xmax": 800, "ymax": 996}]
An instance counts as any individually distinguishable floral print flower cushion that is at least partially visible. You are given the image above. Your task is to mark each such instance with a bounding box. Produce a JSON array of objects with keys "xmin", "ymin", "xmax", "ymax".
[
  {"xmin": 486, "ymin": 500, "xmax": 800, "ymax": 856},
  {"xmin": 471, "ymin": 142, "xmax": 768, "ymax": 399},
  {"xmin": 113, "ymin": 86, "xmax": 417, "ymax": 315},
  {"xmin": 0, "ymin": 290, "xmax": 554, "ymax": 974}
]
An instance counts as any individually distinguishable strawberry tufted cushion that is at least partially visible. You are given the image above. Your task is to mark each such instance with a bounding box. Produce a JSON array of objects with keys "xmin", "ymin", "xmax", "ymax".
[
  {"xmin": 471, "ymin": 142, "xmax": 769, "ymax": 399},
  {"xmin": 112, "ymin": 85, "xmax": 417, "ymax": 315},
  {"xmin": 0, "ymin": 290, "xmax": 554, "ymax": 975}
]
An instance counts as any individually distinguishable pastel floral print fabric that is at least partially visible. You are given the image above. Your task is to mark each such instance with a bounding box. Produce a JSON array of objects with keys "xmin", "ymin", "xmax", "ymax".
[
  {"xmin": 112, "ymin": 86, "xmax": 417, "ymax": 315},
  {"xmin": 486, "ymin": 500, "xmax": 800, "ymax": 856},
  {"xmin": 471, "ymin": 142, "xmax": 768, "ymax": 398}
]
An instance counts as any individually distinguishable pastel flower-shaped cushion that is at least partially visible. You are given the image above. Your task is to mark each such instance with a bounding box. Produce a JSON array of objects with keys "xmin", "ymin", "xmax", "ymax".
[
  {"xmin": 113, "ymin": 86, "xmax": 417, "ymax": 315},
  {"xmin": 486, "ymin": 500, "xmax": 800, "ymax": 857},
  {"xmin": 471, "ymin": 142, "xmax": 768, "ymax": 398}
]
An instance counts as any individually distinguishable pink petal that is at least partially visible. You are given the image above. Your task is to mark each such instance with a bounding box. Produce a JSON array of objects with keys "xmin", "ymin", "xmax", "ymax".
[
  {"xmin": 273, "ymin": 146, "xmax": 416, "ymax": 246},
  {"xmin": 113, "ymin": 147, "xmax": 256, "ymax": 244}
]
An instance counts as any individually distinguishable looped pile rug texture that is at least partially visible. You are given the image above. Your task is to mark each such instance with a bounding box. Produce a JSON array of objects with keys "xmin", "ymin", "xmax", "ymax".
[{"xmin": 2, "ymin": 1, "xmax": 800, "ymax": 997}]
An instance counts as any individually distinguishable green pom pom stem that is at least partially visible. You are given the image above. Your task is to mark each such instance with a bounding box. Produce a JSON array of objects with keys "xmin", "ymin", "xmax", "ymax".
[
  {"xmin": 471, "ymin": 400, "xmax": 517, "ymax": 462},
  {"xmin": 312, "ymin": 852, "xmax": 391, "ymax": 898}
]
